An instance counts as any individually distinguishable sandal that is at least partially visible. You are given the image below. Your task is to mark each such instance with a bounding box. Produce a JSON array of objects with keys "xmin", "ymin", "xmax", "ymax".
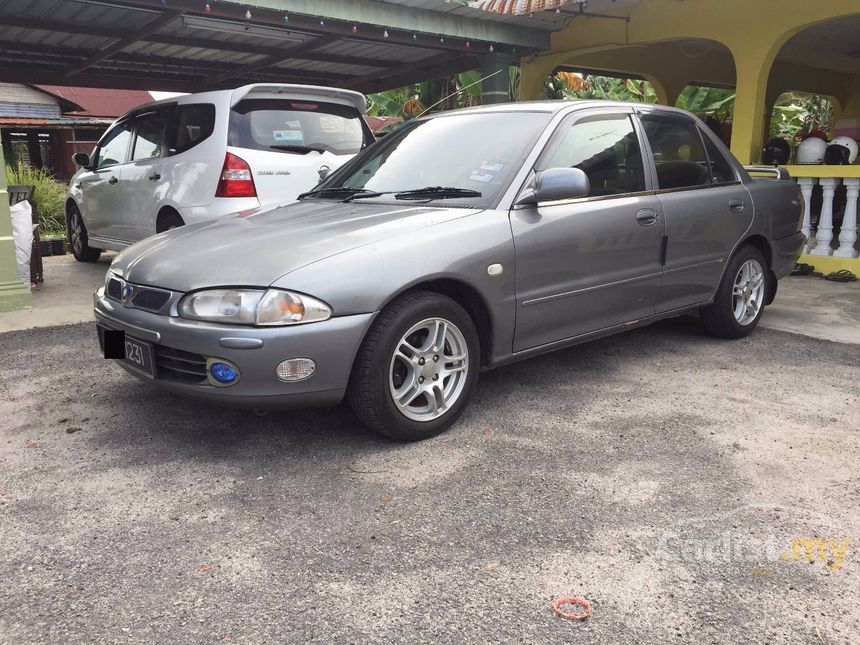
[
  {"xmin": 823, "ymin": 269, "xmax": 858, "ymax": 282},
  {"xmin": 790, "ymin": 263, "xmax": 815, "ymax": 276}
]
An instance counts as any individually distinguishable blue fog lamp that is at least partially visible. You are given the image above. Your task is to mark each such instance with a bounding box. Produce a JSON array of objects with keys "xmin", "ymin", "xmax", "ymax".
[{"xmin": 206, "ymin": 359, "xmax": 240, "ymax": 386}]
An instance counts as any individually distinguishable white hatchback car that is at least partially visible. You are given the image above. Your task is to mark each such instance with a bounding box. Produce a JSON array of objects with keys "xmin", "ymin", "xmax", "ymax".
[{"xmin": 66, "ymin": 84, "xmax": 371, "ymax": 261}]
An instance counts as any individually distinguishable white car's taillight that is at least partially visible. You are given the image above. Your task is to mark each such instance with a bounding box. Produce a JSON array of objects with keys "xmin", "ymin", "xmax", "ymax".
[{"xmin": 215, "ymin": 152, "xmax": 257, "ymax": 198}]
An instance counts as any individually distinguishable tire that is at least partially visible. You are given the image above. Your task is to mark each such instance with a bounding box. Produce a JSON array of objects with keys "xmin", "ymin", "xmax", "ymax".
[
  {"xmin": 347, "ymin": 291, "xmax": 481, "ymax": 441},
  {"xmin": 157, "ymin": 211, "xmax": 184, "ymax": 232},
  {"xmin": 700, "ymin": 245, "xmax": 768, "ymax": 339},
  {"xmin": 68, "ymin": 203, "xmax": 101, "ymax": 263}
]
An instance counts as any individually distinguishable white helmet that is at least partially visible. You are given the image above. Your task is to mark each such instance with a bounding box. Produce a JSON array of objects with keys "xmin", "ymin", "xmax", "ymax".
[
  {"xmin": 824, "ymin": 136, "xmax": 858, "ymax": 165},
  {"xmin": 796, "ymin": 137, "xmax": 827, "ymax": 164}
]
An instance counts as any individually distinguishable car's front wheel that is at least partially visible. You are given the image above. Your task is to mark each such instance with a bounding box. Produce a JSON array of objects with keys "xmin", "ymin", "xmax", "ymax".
[
  {"xmin": 348, "ymin": 291, "xmax": 480, "ymax": 441},
  {"xmin": 700, "ymin": 245, "xmax": 768, "ymax": 339},
  {"xmin": 68, "ymin": 203, "xmax": 101, "ymax": 263}
]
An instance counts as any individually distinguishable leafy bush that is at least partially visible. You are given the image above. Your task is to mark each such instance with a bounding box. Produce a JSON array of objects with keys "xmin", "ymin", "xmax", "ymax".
[{"xmin": 4, "ymin": 162, "xmax": 67, "ymax": 236}]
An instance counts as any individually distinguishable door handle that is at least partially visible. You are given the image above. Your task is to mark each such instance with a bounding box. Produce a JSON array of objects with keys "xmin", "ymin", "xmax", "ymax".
[
  {"xmin": 729, "ymin": 199, "xmax": 745, "ymax": 212},
  {"xmin": 108, "ymin": 176, "xmax": 118, "ymax": 185},
  {"xmin": 148, "ymin": 173, "xmax": 161, "ymax": 181},
  {"xmin": 635, "ymin": 208, "xmax": 659, "ymax": 226}
]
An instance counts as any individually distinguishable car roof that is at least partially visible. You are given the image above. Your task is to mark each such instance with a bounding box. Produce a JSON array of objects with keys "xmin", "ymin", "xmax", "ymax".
[
  {"xmin": 124, "ymin": 83, "xmax": 367, "ymax": 117},
  {"xmin": 422, "ymin": 99, "xmax": 695, "ymax": 119}
]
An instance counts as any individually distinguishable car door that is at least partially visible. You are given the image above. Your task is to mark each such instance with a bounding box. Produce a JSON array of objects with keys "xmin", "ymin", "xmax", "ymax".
[
  {"xmin": 121, "ymin": 109, "xmax": 171, "ymax": 241},
  {"xmin": 637, "ymin": 111, "xmax": 753, "ymax": 312},
  {"xmin": 510, "ymin": 109, "xmax": 665, "ymax": 352},
  {"xmin": 78, "ymin": 121, "xmax": 133, "ymax": 240}
]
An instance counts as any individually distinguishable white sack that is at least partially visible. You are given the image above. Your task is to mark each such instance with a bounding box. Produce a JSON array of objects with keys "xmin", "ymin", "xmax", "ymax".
[{"xmin": 10, "ymin": 200, "xmax": 33, "ymax": 288}]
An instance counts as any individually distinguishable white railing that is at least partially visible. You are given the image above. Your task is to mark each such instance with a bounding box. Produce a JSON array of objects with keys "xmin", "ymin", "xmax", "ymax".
[{"xmin": 794, "ymin": 175, "xmax": 860, "ymax": 258}]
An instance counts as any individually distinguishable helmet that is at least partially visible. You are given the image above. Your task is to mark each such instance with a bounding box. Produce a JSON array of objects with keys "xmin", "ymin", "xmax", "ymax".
[
  {"xmin": 796, "ymin": 137, "xmax": 827, "ymax": 164},
  {"xmin": 824, "ymin": 136, "xmax": 858, "ymax": 165},
  {"xmin": 762, "ymin": 138, "xmax": 790, "ymax": 165}
]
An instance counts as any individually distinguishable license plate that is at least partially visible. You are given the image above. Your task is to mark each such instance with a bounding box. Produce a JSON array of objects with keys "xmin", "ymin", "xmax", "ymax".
[{"xmin": 98, "ymin": 325, "xmax": 156, "ymax": 378}]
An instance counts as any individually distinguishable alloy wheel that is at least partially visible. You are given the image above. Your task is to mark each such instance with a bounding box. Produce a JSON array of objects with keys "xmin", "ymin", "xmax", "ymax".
[
  {"xmin": 732, "ymin": 259, "xmax": 765, "ymax": 325},
  {"xmin": 388, "ymin": 317, "xmax": 469, "ymax": 422}
]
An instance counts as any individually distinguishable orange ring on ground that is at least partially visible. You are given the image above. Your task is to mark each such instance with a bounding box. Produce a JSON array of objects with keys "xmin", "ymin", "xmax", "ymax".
[{"xmin": 552, "ymin": 597, "xmax": 592, "ymax": 621}]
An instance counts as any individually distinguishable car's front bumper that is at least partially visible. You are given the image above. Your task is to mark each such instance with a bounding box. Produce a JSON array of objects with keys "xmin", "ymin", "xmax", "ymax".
[{"xmin": 93, "ymin": 289, "xmax": 375, "ymax": 409}]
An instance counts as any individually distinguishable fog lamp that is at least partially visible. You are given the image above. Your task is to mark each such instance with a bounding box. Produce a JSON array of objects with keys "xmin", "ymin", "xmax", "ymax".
[
  {"xmin": 207, "ymin": 358, "xmax": 240, "ymax": 386},
  {"xmin": 276, "ymin": 358, "xmax": 316, "ymax": 382}
]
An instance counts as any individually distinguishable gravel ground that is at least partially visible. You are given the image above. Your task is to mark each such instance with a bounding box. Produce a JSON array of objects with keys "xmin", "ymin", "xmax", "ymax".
[{"xmin": 1, "ymin": 319, "xmax": 858, "ymax": 644}]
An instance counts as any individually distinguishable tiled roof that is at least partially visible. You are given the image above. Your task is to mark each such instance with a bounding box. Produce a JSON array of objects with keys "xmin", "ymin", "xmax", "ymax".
[
  {"xmin": 33, "ymin": 85, "xmax": 153, "ymax": 118},
  {"xmin": 0, "ymin": 116, "xmax": 114, "ymax": 128}
]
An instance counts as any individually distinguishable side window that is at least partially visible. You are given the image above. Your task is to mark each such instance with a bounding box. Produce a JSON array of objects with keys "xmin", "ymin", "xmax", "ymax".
[
  {"xmin": 542, "ymin": 114, "xmax": 646, "ymax": 197},
  {"xmin": 131, "ymin": 113, "xmax": 170, "ymax": 162},
  {"xmin": 642, "ymin": 115, "xmax": 714, "ymax": 189},
  {"xmin": 171, "ymin": 104, "xmax": 216, "ymax": 155},
  {"xmin": 699, "ymin": 129, "xmax": 736, "ymax": 183},
  {"xmin": 96, "ymin": 123, "xmax": 133, "ymax": 169}
]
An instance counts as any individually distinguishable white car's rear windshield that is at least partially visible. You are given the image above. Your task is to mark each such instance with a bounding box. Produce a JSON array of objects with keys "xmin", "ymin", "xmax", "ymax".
[{"xmin": 229, "ymin": 98, "xmax": 368, "ymax": 156}]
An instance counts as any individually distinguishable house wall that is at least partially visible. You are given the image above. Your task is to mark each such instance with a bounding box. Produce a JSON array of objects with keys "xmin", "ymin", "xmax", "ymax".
[{"xmin": 0, "ymin": 83, "xmax": 60, "ymax": 118}]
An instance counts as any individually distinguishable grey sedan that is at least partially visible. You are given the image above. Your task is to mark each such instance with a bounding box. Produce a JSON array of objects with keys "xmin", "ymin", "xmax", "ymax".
[{"xmin": 94, "ymin": 101, "xmax": 804, "ymax": 441}]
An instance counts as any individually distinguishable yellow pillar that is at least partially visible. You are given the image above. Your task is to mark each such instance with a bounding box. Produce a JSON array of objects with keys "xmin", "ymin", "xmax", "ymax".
[
  {"xmin": 518, "ymin": 57, "xmax": 555, "ymax": 101},
  {"xmin": 728, "ymin": 42, "xmax": 780, "ymax": 165},
  {"xmin": 0, "ymin": 146, "xmax": 32, "ymax": 311}
]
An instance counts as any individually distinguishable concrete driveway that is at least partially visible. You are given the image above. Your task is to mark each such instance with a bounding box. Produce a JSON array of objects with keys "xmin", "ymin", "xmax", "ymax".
[{"xmin": 1, "ymin": 317, "xmax": 858, "ymax": 643}]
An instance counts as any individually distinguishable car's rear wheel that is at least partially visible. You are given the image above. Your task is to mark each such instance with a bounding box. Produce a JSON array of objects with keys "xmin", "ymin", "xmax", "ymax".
[
  {"xmin": 157, "ymin": 211, "xmax": 184, "ymax": 232},
  {"xmin": 700, "ymin": 245, "xmax": 768, "ymax": 339},
  {"xmin": 348, "ymin": 291, "xmax": 480, "ymax": 441},
  {"xmin": 68, "ymin": 203, "xmax": 101, "ymax": 263}
]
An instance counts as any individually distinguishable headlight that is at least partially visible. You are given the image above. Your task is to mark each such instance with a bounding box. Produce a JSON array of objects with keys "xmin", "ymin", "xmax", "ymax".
[{"xmin": 178, "ymin": 289, "xmax": 331, "ymax": 326}]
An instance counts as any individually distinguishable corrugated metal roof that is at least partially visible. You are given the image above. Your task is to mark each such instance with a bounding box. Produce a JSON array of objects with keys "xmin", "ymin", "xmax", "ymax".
[
  {"xmin": 34, "ymin": 86, "xmax": 153, "ymax": 117},
  {"xmin": 0, "ymin": 0, "xmax": 561, "ymax": 93}
]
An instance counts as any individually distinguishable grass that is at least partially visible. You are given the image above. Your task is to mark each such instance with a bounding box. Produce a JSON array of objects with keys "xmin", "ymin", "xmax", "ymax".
[{"xmin": 5, "ymin": 162, "xmax": 67, "ymax": 236}]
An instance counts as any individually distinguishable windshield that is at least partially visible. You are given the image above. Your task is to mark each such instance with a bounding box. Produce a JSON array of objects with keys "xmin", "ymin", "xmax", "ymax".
[
  {"xmin": 229, "ymin": 98, "xmax": 368, "ymax": 155},
  {"xmin": 318, "ymin": 111, "xmax": 552, "ymax": 206}
]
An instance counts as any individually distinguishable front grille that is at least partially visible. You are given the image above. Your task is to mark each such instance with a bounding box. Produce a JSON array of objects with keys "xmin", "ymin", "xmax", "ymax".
[
  {"xmin": 132, "ymin": 288, "xmax": 171, "ymax": 312},
  {"xmin": 154, "ymin": 345, "xmax": 208, "ymax": 385},
  {"xmin": 107, "ymin": 277, "xmax": 122, "ymax": 300}
]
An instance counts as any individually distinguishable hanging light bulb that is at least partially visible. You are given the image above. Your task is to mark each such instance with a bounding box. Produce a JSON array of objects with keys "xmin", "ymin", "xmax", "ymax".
[
  {"xmin": 411, "ymin": 32, "xmax": 417, "ymax": 41},
  {"xmin": 439, "ymin": 36, "xmax": 445, "ymax": 44},
  {"xmin": 465, "ymin": 41, "xmax": 471, "ymax": 49},
  {"xmin": 352, "ymin": 24, "xmax": 358, "ymax": 34},
  {"xmin": 528, "ymin": 11, "xmax": 534, "ymax": 19},
  {"xmin": 383, "ymin": 29, "xmax": 389, "ymax": 38},
  {"xmin": 204, "ymin": 2, "xmax": 211, "ymax": 13},
  {"xmin": 556, "ymin": 7, "xmax": 562, "ymax": 13},
  {"xmin": 244, "ymin": 9, "xmax": 251, "ymax": 20},
  {"xmin": 283, "ymin": 14, "xmax": 289, "ymax": 24},
  {"xmin": 489, "ymin": 44, "xmax": 494, "ymax": 52},
  {"xmin": 319, "ymin": 18, "xmax": 325, "ymax": 28}
]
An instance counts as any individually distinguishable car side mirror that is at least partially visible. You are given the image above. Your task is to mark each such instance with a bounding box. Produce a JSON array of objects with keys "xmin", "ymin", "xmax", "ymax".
[
  {"xmin": 516, "ymin": 167, "xmax": 590, "ymax": 205},
  {"xmin": 72, "ymin": 152, "xmax": 91, "ymax": 169}
]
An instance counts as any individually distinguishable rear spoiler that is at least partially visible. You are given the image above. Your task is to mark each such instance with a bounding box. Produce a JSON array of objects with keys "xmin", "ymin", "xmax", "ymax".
[
  {"xmin": 744, "ymin": 165, "xmax": 791, "ymax": 180},
  {"xmin": 230, "ymin": 83, "xmax": 367, "ymax": 114}
]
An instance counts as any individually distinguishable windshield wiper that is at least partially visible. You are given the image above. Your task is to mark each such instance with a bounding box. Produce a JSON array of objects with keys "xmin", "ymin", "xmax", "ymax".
[
  {"xmin": 269, "ymin": 144, "xmax": 326, "ymax": 154},
  {"xmin": 298, "ymin": 187, "xmax": 375, "ymax": 200},
  {"xmin": 392, "ymin": 186, "xmax": 482, "ymax": 200}
]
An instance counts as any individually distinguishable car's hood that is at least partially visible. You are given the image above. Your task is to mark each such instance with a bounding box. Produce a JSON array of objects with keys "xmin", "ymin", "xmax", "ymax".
[{"xmin": 112, "ymin": 200, "xmax": 480, "ymax": 292}]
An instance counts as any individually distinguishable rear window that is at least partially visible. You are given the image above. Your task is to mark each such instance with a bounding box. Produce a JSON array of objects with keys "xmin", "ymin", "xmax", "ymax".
[{"xmin": 229, "ymin": 99, "xmax": 368, "ymax": 156}]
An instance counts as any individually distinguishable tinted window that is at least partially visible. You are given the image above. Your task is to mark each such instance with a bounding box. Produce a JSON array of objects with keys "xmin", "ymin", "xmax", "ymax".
[
  {"xmin": 96, "ymin": 123, "xmax": 133, "ymax": 168},
  {"xmin": 322, "ymin": 112, "xmax": 552, "ymax": 207},
  {"xmin": 171, "ymin": 104, "xmax": 215, "ymax": 155},
  {"xmin": 132, "ymin": 113, "xmax": 169, "ymax": 161},
  {"xmin": 642, "ymin": 115, "xmax": 711, "ymax": 189},
  {"xmin": 542, "ymin": 114, "xmax": 646, "ymax": 197},
  {"xmin": 229, "ymin": 99, "xmax": 368, "ymax": 155},
  {"xmin": 700, "ymin": 129, "xmax": 736, "ymax": 183}
]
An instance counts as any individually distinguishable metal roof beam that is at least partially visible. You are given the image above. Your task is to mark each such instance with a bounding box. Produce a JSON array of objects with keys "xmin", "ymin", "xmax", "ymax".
[
  {"xmin": 199, "ymin": 35, "xmax": 341, "ymax": 87},
  {"xmin": 65, "ymin": 9, "xmax": 184, "ymax": 77}
]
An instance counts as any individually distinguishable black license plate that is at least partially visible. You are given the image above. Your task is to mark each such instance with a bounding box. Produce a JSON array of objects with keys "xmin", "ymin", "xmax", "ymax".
[{"xmin": 98, "ymin": 325, "xmax": 156, "ymax": 379}]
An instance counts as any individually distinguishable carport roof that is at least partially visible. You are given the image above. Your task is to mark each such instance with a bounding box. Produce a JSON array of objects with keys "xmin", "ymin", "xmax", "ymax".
[{"xmin": 0, "ymin": 0, "xmax": 567, "ymax": 94}]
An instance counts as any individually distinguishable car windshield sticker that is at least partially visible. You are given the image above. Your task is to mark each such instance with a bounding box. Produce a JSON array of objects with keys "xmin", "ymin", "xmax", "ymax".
[
  {"xmin": 273, "ymin": 129, "xmax": 303, "ymax": 143},
  {"xmin": 469, "ymin": 161, "xmax": 505, "ymax": 183}
]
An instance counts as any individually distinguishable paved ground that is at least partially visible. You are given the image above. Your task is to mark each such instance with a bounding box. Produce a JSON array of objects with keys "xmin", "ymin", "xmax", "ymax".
[
  {"xmin": 0, "ymin": 253, "xmax": 115, "ymax": 333},
  {"xmin": 1, "ymin": 318, "xmax": 858, "ymax": 644}
]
